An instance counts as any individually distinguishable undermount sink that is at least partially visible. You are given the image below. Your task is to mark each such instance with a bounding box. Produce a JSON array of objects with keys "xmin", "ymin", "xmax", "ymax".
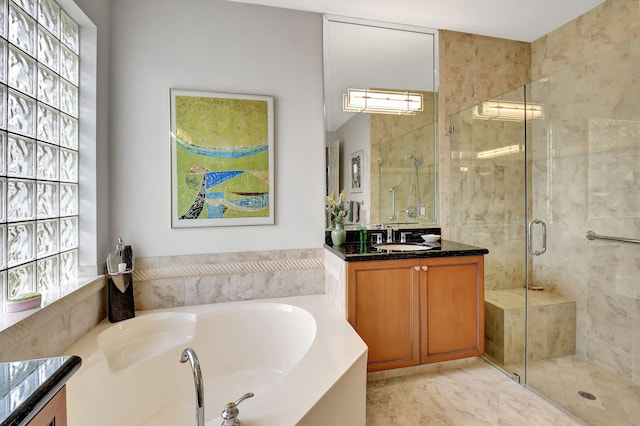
[{"xmin": 374, "ymin": 242, "xmax": 432, "ymax": 252}]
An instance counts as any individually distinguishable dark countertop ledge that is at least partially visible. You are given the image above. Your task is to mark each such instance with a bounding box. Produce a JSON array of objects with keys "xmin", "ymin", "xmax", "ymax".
[
  {"xmin": 0, "ymin": 355, "xmax": 82, "ymax": 426},
  {"xmin": 324, "ymin": 238, "xmax": 489, "ymax": 261}
]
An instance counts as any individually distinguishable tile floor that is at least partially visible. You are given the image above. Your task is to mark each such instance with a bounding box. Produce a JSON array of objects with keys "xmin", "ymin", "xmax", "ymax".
[
  {"xmin": 366, "ymin": 358, "xmax": 584, "ymax": 425},
  {"xmin": 505, "ymin": 356, "xmax": 640, "ymax": 426}
]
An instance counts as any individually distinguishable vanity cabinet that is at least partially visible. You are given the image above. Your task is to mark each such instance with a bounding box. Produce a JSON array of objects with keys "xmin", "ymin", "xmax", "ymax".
[
  {"xmin": 347, "ymin": 259, "xmax": 421, "ymax": 371},
  {"xmin": 28, "ymin": 386, "xmax": 67, "ymax": 426},
  {"xmin": 419, "ymin": 256, "xmax": 484, "ymax": 364},
  {"xmin": 347, "ymin": 255, "xmax": 484, "ymax": 372}
]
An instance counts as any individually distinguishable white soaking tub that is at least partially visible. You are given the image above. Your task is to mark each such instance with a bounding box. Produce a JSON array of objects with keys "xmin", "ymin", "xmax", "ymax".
[{"xmin": 65, "ymin": 295, "xmax": 367, "ymax": 425}]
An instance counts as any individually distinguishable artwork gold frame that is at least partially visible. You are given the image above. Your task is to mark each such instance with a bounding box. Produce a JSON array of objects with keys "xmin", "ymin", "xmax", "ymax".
[{"xmin": 170, "ymin": 89, "xmax": 275, "ymax": 227}]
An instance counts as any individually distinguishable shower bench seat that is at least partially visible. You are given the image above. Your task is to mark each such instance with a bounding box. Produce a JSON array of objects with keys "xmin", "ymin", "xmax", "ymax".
[{"xmin": 484, "ymin": 288, "xmax": 576, "ymax": 366}]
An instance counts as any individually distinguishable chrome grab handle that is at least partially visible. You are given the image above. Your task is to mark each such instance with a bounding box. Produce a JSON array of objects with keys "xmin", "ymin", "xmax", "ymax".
[
  {"xmin": 586, "ymin": 230, "xmax": 640, "ymax": 245},
  {"xmin": 528, "ymin": 219, "xmax": 547, "ymax": 256}
]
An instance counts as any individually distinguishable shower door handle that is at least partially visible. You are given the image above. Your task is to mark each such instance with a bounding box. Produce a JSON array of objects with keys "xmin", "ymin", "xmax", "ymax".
[{"xmin": 528, "ymin": 219, "xmax": 547, "ymax": 256}]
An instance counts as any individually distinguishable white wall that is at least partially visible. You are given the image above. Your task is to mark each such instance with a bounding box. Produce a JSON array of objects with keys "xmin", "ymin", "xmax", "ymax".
[
  {"xmin": 335, "ymin": 114, "xmax": 370, "ymax": 224},
  {"xmin": 109, "ymin": 0, "xmax": 325, "ymax": 257}
]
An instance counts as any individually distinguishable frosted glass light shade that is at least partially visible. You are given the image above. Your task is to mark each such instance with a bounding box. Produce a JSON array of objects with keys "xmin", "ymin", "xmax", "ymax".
[{"xmin": 343, "ymin": 88, "xmax": 423, "ymax": 115}]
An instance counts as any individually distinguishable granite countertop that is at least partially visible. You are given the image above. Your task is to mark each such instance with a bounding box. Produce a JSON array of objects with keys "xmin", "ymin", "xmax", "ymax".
[
  {"xmin": 0, "ymin": 355, "xmax": 82, "ymax": 426},
  {"xmin": 324, "ymin": 228, "xmax": 488, "ymax": 261}
]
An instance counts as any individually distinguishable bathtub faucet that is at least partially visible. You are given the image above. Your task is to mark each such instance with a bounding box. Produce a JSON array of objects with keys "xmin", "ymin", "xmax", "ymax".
[
  {"xmin": 179, "ymin": 348, "xmax": 205, "ymax": 426},
  {"xmin": 220, "ymin": 392, "xmax": 254, "ymax": 426}
]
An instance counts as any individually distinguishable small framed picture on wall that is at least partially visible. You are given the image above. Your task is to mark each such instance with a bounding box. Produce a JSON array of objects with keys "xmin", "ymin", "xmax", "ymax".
[{"xmin": 350, "ymin": 150, "xmax": 363, "ymax": 193}]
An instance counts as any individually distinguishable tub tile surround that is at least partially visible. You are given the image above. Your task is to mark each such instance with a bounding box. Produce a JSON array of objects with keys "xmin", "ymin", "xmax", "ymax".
[
  {"xmin": 324, "ymin": 248, "xmax": 348, "ymax": 318},
  {"xmin": 132, "ymin": 248, "xmax": 326, "ymax": 310},
  {"xmin": 0, "ymin": 249, "xmax": 325, "ymax": 362},
  {"xmin": 0, "ymin": 277, "xmax": 107, "ymax": 362}
]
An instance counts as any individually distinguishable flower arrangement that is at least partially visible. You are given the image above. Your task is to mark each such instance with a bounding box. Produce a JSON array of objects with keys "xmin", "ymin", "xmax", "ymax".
[{"xmin": 325, "ymin": 189, "xmax": 349, "ymax": 227}]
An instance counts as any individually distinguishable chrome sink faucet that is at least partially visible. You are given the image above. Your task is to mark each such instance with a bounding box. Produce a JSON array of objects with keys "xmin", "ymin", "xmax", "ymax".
[
  {"xmin": 385, "ymin": 225, "xmax": 394, "ymax": 243},
  {"xmin": 179, "ymin": 348, "xmax": 205, "ymax": 426},
  {"xmin": 378, "ymin": 224, "xmax": 395, "ymax": 243}
]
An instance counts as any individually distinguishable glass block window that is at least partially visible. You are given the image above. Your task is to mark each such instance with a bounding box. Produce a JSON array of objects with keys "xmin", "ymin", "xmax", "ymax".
[{"xmin": 0, "ymin": 0, "xmax": 78, "ymax": 307}]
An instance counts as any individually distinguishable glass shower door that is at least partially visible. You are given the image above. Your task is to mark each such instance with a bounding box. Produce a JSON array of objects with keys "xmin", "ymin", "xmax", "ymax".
[
  {"xmin": 451, "ymin": 61, "xmax": 640, "ymax": 424},
  {"xmin": 524, "ymin": 48, "xmax": 640, "ymax": 423},
  {"xmin": 448, "ymin": 86, "xmax": 529, "ymax": 380}
]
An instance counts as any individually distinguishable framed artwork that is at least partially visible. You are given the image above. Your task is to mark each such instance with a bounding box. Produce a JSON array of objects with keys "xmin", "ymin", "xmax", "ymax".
[
  {"xmin": 170, "ymin": 89, "xmax": 275, "ymax": 227},
  {"xmin": 350, "ymin": 149, "xmax": 363, "ymax": 193}
]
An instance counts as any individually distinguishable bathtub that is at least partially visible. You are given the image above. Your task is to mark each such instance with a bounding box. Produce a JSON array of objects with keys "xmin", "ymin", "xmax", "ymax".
[{"xmin": 64, "ymin": 295, "xmax": 368, "ymax": 425}]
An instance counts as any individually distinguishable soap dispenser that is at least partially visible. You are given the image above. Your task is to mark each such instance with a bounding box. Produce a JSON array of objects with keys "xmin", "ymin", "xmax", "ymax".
[{"xmin": 106, "ymin": 237, "xmax": 135, "ymax": 322}]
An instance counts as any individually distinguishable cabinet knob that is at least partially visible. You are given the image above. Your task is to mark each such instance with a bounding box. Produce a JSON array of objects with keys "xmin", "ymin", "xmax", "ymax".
[
  {"xmin": 422, "ymin": 266, "xmax": 428, "ymax": 271},
  {"xmin": 414, "ymin": 266, "xmax": 420, "ymax": 271}
]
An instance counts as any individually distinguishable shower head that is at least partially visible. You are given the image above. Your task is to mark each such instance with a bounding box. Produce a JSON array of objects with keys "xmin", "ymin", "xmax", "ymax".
[{"xmin": 414, "ymin": 157, "xmax": 423, "ymax": 167}]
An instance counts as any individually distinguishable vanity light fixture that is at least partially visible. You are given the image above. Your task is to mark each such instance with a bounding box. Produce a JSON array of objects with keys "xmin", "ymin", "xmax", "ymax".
[
  {"xmin": 343, "ymin": 88, "xmax": 423, "ymax": 115},
  {"xmin": 476, "ymin": 144, "xmax": 524, "ymax": 159},
  {"xmin": 473, "ymin": 100, "xmax": 544, "ymax": 121}
]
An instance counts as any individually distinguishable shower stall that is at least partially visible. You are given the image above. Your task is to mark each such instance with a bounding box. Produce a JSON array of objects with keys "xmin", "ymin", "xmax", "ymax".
[
  {"xmin": 375, "ymin": 124, "xmax": 437, "ymax": 224},
  {"xmin": 448, "ymin": 37, "xmax": 640, "ymax": 425}
]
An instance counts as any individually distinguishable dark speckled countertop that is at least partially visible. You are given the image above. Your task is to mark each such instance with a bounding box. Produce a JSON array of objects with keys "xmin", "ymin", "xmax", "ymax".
[
  {"xmin": 324, "ymin": 227, "xmax": 488, "ymax": 261},
  {"xmin": 0, "ymin": 355, "xmax": 81, "ymax": 426}
]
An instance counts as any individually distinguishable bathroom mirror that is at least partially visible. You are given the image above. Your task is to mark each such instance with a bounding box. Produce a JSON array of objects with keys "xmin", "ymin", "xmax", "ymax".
[{"xmin": 323, "ymin": 15, "xmax": 439, "ymax": 228}]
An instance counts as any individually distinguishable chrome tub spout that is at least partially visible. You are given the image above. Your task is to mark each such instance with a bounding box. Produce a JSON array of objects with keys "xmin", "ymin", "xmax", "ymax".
[{"xmin": 179, "ymin": 348, "xmax": 205, "ymax": 426}]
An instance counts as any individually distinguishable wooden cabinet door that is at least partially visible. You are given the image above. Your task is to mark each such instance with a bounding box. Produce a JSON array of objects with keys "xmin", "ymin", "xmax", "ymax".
[
  {"xmin": 348, "ymin": 260, "xmax": 420, "ymax": 372},
  {"xmin": 420, "ymin": 256, "xmax": 484, "ymax": 363},
  {"xmin": 28, "ymin": 386, "xmax": 67, "ymax": 426}
]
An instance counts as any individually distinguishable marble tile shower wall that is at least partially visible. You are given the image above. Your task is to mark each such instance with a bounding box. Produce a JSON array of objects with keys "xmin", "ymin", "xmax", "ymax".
[
  {"xmin": 445, "ymin": 0, "xmax": 640, "ymax": 385},
  {"xmin": 131, "ymin": 249, "xmax": 326, "ymax": 310},
  {"xmin": 375, "ymin": 123, "xmax": 436, "ymax": 225},
  {"xmin": 369, "ymin": 93, "xmax": 435, "ymax": 225},
  {"xmin": 527, "ymin": 0, "xmax": 640, "ymax": 385},
  {"xmin": 528, "ymin": 33, "xmax": 640, "ymax": 385},
  {"xmin": 448, "ymin": 100, "xmax": 527, "ymax": 292},
  {"xmin": 439, "ymin": 30, "xmax": 531, "ymax": 236}
]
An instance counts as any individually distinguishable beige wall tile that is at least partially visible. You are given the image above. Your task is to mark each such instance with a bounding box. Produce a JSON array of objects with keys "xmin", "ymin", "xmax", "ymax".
[
  {"xmin": 439, "ymin": 30, "xmax": 530, "ymax": 230},
  {"xmin": 532, "ymin": 0, "xmax": 640, "ymax": 79}
]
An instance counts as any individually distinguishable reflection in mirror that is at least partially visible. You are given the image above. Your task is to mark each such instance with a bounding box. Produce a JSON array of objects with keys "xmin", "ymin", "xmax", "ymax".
[{"xmin": 323, "ymin": 15, "xmax": 438, "ymax": 229}]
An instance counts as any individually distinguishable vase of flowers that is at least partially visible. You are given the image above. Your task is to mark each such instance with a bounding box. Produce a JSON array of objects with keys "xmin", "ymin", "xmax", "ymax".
[
  {"xmin": 331, "ymin": 221, "xmax": 346, "ymax": 246},
  {"xmin": 326, "ymin": 190, "xmax": 349, "ymax": 246}
]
